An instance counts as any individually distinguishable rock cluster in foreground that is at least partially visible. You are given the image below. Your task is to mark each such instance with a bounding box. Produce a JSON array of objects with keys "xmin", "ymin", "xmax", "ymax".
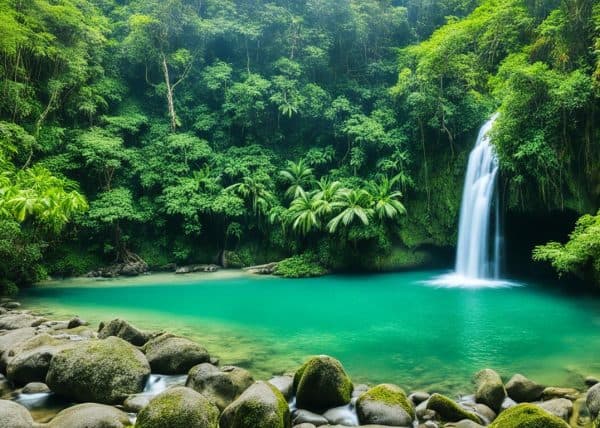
[{"xmin": 0, "ymin": 297, "xmax": 597, "ymax": 428}]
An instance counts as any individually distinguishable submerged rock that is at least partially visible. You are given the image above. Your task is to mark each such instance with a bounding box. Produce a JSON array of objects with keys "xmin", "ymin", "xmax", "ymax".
[
  {"xmin": 473, "ymin": 369, "xmax": 506, "ymax": 412},
  {"xmin": 143, "ymin": 333, "xmax": 210, "ymax": 374},
  {"xmin": 293, "ymin": 355, "xmax": 353, "ymax": 412},
  {"xmin": 136, "ymin": 386, "xmax": 219, "ymax": 428},
  {"xmin": 186, "ymin": 363, "xmax": 254, "ymax": 410},
  {"xmin": 98, "ymin": 318, "xmax": 149, "ymax": 346},
  {"xmin": 356, "ymin": 383, "xmax": 415, "ymax": 426},
  {"xmin": 505, "ymin": 374, "xmax": 544, "ymax": 402},
  {"xmin": 488, "ymin": 403, "xmax": 570, "ymax": 427},
  {"xmin": 46, "ymin": 403, "xmax": 130, "ymax": 428},
  {"xmin": 46, "ymin": 336, "xmax": 150, "ymax": 404},
  {"xmin": 220, "ymin": 381, "xmax": 291, "ymax": 428},
  {"xmin": 426, "ymin": 393, "xmax": 482, "ymax": 424},
  {"xmin": 0, "ymin": 399, "xmax": 34, "ymax": 428}
]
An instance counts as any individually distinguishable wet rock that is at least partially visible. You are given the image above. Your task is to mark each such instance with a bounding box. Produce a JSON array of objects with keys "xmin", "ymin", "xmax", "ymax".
[
  {"xmin": 293, "ymin": 355, "xmax": 353, "ymax": 412},
  {"xmin": 0, "ymin": 399, "xmax": 34, "ymax": 428},
  {"xmin": 143, "ymin": 333, "xmax": 210, "ymax": 374},
  {"xmin": 505, "ymin": 374, "xmax": 544, "ymax": 402},
  {"xmin": 46, "ymin": 336, "xmax": 150, "ymax": 404},
  {"xmin": 186, "ymin": 363, "xmax": 254, "ymax": 410},
  {"xmin": 542, "ymin": 386, "xmax": 580, "ymax": 401},
  {"xmin": 136, "ymin": 386, "xmax": 219, "ymax": 428},
  {"xmin": 587, "ymin": 383, "xmax": 600, "ymax": 420},
  {"xmin": 98, "ymin": 318, "xmax": 149, "ymax": 346},
  {"xmin": 356, "ymin": 383, "xmax": 414, "ymax": 426},
  {"xmin": 537, "ymin": 398, "xmax": 573, "ymax": 421},
  {"xmin": 244, "ymin": 262, "xmax": 279, "ymax": 275},
  {"xmin": 352, "ymin": 384, "xmax": 369, "ymax": 398},
  {"xmin": 322, "ymin": 405, "xmax": 358, "ymax": 425},
  {"xmin": 426, "ymin": 394, "xmax": 482, "ymax": 424},
  {"xmin": 293, "ymin": 409, "xmax": 329, "ymax": 426},
  {"xmin": 0, "ymin": 327, "xmax": 36, "ymax": 368},
  {"xmin": 269, "ymin": 375, "xmax": 294, "ymax": 400},
  {"xmin": 220, "ymin": 381, "xmax": 291, "ymax": 428},
  {"xmin": 410, "ymin": 391, "xmax": 430, "ymax": 406},
  {"xmin": 474, "ymin": 369, "xmax": 506, "ymax": 412},
  {"xmin": 175, "ymin": 264, "xmax": 220, "ymax": 274},
  {"xmin": 123, "ymin": 393, "xmax": 151, "ymax": 412},
  {"xmin": 443, "ymin": 421, "xmax": 484, "ymax": 428},
  {"xmin": 22, "ymin": 382, "xmax": 50, "ymax": 394},
  {"xmin": 500, "ymin": 396, "xmax": 517, "ymax": 411},
  {"xmin": 488, "ymin": 403, "xmax": 569, "ymax": 427},
  {"xmin": 46, "ymin": 403, "xmax": 130, "ymax": 428},
  {"xmin": 460, "ymin": 402, "xmax": 496, "ymax": 424},
  {"xmin": 1, "ymin": 301, "xmax": 20, "ymax": 310},
  {"xmin": 67, "ymin": 317, "xmax": 88, "ymax": 329}
]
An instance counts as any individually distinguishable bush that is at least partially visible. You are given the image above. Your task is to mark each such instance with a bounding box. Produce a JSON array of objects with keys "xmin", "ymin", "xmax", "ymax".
[{"xmin": 274, "ymin": 253, "xmax": 327, "ymax": 278}]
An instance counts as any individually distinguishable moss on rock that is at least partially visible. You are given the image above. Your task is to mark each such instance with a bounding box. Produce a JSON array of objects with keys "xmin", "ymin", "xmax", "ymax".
[
  {"xmin": 220, "ymin": 381, "xmax": 291, "ymax": 428},
  {"xmin": 136, "ymin": 386, "xmax": 219, "ymax": 428},
  {"xmin": 358, "ymin": 384, "xmax": 414, "ymax": 418},
  {"xmin": 143, "ymin": 333, "xmax": 210, "ymax": 374},
  {"xmin": 45, "ymin": 336, "xmax": 150, "ymax": 404},
  {"xmin": 356, "ymin": 383, "xmax": 415, "ymax": 426},
  {"xmin": 426, "ymin": 393, "xmax": 482, "ymax": 424},
  {"xmin": 488, "ymin": 403, "xmax": 570, "ymax": 428},
  {"xmin": 293, "ymin": 355, "xmax": 353, "ymax": 412},
  {"xmin": 474, "ymin": 368, "xmax": 506, "ymax": 412}
]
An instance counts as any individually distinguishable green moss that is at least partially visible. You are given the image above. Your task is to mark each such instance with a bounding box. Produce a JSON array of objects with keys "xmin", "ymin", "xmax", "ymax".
[
  {"xmin": 371, "ymin": 247, "xmax": 431, "ymax": 271},
  {"xmin": 136, "ymin": 387, "xmax": 219, "ymax": 428},
  {"xmin": 273, "ymin": 253, "xmax": 327, "ymax": 278},
  {"xmin": 223, "ymin": 382, "xmax": 291, "ymax": 428},
  {"xmin": 358, "ymin": 384, "xmax": 415, "ymax": 418},
  {"xmin": 293, "ymin": 355, "xmax": 353, "ymax": 411},
  {"xmin": 426, "ymin": 393, "xmax": 482, "ymax": 424},
  {"xmin": 489, "ymin": 403, "xmax": 570, "ymax": 428}
]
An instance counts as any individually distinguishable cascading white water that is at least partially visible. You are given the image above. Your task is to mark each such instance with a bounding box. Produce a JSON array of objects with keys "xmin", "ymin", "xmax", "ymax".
[{"xmin": 454, "ymin": 113, "xmax": 501, "ymax": 280}]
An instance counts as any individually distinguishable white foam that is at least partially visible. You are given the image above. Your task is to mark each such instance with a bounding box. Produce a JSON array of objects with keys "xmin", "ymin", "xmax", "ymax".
[{"xmin": 423, "ymin": 273, "xmax": 519, "ymax": 289}]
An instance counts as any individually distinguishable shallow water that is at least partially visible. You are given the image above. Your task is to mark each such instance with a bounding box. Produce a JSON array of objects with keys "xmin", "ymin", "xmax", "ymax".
[{"xmin": 19, "ymin": 270, "xmax": 600, "ymax": 395}]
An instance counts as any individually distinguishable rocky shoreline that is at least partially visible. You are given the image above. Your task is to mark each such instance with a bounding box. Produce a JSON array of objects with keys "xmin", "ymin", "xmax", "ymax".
[{"xmin": 0, "ymin": 298, "xmax": 599, "ymax": 428}]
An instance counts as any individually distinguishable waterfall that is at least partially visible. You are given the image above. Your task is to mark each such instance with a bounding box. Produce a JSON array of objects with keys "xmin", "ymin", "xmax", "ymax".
[{"xmin": 455, "ymin": 114, "xmax": 502, "ymax": 279}]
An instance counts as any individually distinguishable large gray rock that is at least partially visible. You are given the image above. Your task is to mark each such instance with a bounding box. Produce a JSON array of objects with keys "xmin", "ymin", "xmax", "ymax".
[
  {"xmin": 505, "ymin": 374, "xmax": 544, "ymax": 402},
  {"xmin": 474, "ymin": 369, "xmax": 506, "ymax": 412},
  {"xmin": 47, "ymin": 403, "xmax": 130, "ymax": 428},
  {"xmin": 293, "ymin": 356, "xmax": 353, "ymax": 412},
  {"xmin": 292, "ymin": 409, "xmax": 329, "ymax": 426},
  {"xmin": 0, "ymin": 327, "xmax": 36, "ymax": 370},
  {"xmin": 186, "ymin": 363, "xmax": 254, "ymax": 410},
  {"xmin": 6, "ymin": 333, "xmax": 81, "ymax": 385},
  {"xmin": 98, "ymin": 318, "xmax": 149, "ymax": 346},
  {"xmin": 356, "ymin": 383, "xmax": 415, "ymax": 426},
  {"xmin": 0, "ymin": 399, "xmax": 34, "ymax": 428},
  {"xmin": 136, "ymin": 386, "xmax": 219, "ymax": 428},
  {"xmin": 537, "ymin": 398, "xmax": 573, "ymax": 421},
  {"xmin": 122, "ymin": 394, "xmax": 151, "ymax": 413},
  {"xmin": 22, "ymin": 382, "xmax": 50, "ymax": 394},
  {"xmin": 0, "ymin": 313, "xmax": 45, "ymax": 330},
  {"xmin": 587, "ymin": 383, "xmax": 600, "ymax": 420},
  {"xmin": 220, "ymin": 381, "xmax": 291, "ymax": 428},
  {"xmin": 143, "ymin": 333, "xmax": 210, "ymax": 374},
  {"xmin": 46, "ymin": 336, "xmax": 150, "ymax": 404}
]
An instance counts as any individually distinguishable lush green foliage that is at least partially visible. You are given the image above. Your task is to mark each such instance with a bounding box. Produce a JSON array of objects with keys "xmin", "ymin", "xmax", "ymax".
[
  {"xmin": 274, "ymin": 253, "xmax": 328, "ymax": 278},
  {"xmin": 0, "ymin": 0, "xmax": 598, "ymax": 286},
  {"xmin": 533, "ymin": 211, "xmax": 600, "ymax": 285}
]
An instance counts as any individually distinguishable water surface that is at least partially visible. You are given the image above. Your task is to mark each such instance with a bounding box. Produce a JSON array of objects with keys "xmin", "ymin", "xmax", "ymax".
[{"xmin": 20, "ymin": 270, "xmax": 600, "ymax": 395}]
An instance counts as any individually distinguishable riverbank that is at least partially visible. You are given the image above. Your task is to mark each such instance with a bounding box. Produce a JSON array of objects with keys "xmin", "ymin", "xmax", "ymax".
[{"xmin": 0, "ymin": 297, "xmax": 599, "ymax": 427}]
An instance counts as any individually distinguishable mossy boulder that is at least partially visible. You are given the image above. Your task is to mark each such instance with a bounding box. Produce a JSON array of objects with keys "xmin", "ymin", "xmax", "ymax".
[
  {"xmin": 45, "ymin": 336, "xmax": 150, "ymax": 404},
  {"xmin": 488, "ymin": 403, "xmax": 570, "ymax": 427},
  {"xmin": 293, "ymin": 355, "xmax": 353, "ymax": 412},
  {"xmin": 143, "ymin": 333, "xmax": 210, "ymax": 374},
  {"xmin": 186, "ymin": 363, "xmax": 254, "ymax": 410},
  {"xmin": 505, "ymin": 374, "xmax": 544, "ymax": 402},
  {"xmin": 98, "ymin": 318, "xmax": 149, "ymax": 346},
  {"xmin": 474, "ymin": 369, "xmax": 506, "ymax": 412},
  {"xmin": 356, "ymin": 383, "xmax": 415, "ymax": 426},
  {"xmin": 47, "ymin": 403, "xmax": 130, "ymax": 428},
  {"xmin": 426, "ymin": 393, "xmax": 482, "ymax": 424},
  {"xmin": 0, "ymin": 399, "xmax": 34, "ymax": 428},
  {"xmin": 220, "ymin": 381, "xmax": 291, "ymax": 428},
  {"xmin": 136, "ymin": 386, "xmax": 219, "ymax": 428}
]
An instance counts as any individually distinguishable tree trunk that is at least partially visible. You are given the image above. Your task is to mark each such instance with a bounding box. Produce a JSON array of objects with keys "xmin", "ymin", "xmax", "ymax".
[{"xmin": 161, "ymin": 53, "xmax": 178, "ymax": 132}]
